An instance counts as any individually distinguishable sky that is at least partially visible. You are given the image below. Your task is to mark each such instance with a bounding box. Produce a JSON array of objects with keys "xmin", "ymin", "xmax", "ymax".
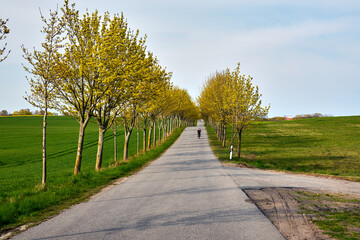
[{"xmin": 0, "ymin": 0, "xmax": 359, "ymax": 117}]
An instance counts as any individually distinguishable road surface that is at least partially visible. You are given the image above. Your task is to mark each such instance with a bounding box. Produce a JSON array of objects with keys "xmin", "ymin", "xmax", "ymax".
[
  {"xmin": 14, "ymin": 121, "xmax": 285, "ymax": 240},
  {"xmin": 225, "ymin": 164, "xmax": 360, "ymax": 195}
]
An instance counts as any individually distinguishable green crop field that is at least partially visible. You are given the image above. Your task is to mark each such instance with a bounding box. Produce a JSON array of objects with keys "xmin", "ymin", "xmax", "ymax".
[
  {"xmin": 207, "ymin": 116, "xmax": 360, "ymax": 181},
  {"xmin": 0, "ymin": 116, "xmax": 184, "ymax": 231},
  {"xmin": 0, "ymin": 116, "xmax": 137, "ymax": 193}
]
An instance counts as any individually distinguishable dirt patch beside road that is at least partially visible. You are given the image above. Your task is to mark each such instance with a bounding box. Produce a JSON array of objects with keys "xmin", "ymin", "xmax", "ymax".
[{"xmin": 244, "ymin": 188, "xmax": 360, "ymax": 240}]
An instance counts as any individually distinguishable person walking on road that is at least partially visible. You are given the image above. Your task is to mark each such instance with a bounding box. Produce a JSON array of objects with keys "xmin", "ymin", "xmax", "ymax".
[{"xmin": 197, "ymin": 128, "xmax": 201, "ymax": 139}]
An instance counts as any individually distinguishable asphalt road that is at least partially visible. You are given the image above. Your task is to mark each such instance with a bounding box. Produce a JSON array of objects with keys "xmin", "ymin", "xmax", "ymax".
[
  {"xmin": 225, "ymin": 165, "xmax": 360, "ymax": 195},
  {"xmin": 14, "ymin": 121, "xmax": 285, "ymax": 240}
]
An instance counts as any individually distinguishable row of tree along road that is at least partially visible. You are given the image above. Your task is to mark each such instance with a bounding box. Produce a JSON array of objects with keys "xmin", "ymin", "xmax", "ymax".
[
  {"xmin": 198, "ymin": 63, "xmax": 269, "ymax": 158},
  {"xmin": 7, "ymin": 0, "xmax": 199, "ymax": 187}
]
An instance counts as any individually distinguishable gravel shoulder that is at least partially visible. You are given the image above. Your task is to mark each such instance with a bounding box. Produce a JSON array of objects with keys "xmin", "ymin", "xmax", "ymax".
[{"xmin": 244, "ymin": 188, "xmax": 332, "ymax": 240}]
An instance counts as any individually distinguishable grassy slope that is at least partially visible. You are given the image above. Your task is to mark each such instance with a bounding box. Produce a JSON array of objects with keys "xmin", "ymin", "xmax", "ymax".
[
  {"xmin": 207, "ymin": 116, "xmax": 360, "ymax": 181},
  {"xmin": 0, "ymin": 116, "xmax": 184, "ymax": 231}
]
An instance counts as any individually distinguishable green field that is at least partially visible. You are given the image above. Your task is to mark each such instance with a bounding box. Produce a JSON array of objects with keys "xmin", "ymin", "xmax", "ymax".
[
  {"xmin": 207, "ymin": 116, "xmax": 360, "ymax": 181},
  {"xmin": 0, "ymin": 116, "xmax": 184, "ymax": 231}
]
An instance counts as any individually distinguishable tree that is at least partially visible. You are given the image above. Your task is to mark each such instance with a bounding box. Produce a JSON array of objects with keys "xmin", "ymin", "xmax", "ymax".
[
  {"xmin": 54, "ymin": 1, "xmax": 111, "ymax": 174},
  {"xmin": 120, "ymin": 47, "xmax": 155, "ymax": 161},
  {"xmin": 92, "ymin": 12, "xmax": 134, "ymax": 168},
  {"xmin": 198, "ymin": 71, "xmax": 232, "ymax": 146},
  {"xmin": 164, "ymin": 86, "xmax": 199, "ymax": 131},
  {"xmin": 92, "ymin": 13, "xmax": 130, "ymax": 170},
  {"xmin": 198, "ymin": 63, "xmax": 269, "ymax": 158},
  {"xmin": 0, "ymin": 110, "xmax": 8, "ymax": 116},
  {"xmin": 139, "ymin": 62, "xmax": 171, "ymax": 148},
  {"xmin": 0, "ymin": 18, "xmax": 10, "ymax": 62},
  {"xmin": 145, "ymin": 80, "xmax": 173, "ymax": 149},
  {"xmin": 22, "ymin": 8, "xmax": 64, "ymax": 186},
  {"xmin": 229, "ymin": 63, "xmax": 269, "ymax": 158},
  {"xmin": 92, "ymin": 13, "xmax": 161, "ymax": 168}
]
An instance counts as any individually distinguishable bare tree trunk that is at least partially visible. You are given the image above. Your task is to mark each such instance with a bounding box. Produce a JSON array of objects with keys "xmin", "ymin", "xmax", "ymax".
[
  {"xmin": 163, "ymin": 119, "xmax": 167, "ymax": 140},
  {"xmin": 158, "ymin": 121, "xmax": 162, "ymax": 143},
  {"xmin": 171, "ymin": 118, "xmax": 173, "ymax": 133},
  {"xmin": 143, "ymin": 127, "xmax": 147, "ymax": 152},
  {"xmin": 143, "ymin": 118, "xmax": 148, "ymax": 152},
  {"xmin": 218, "ymin": 124, "xmax": 222, "ymax": 142},
  {"xmin": 219, "ymin": 125, "xmax": 220, "ymax": 140},
  {"xmin": 123, "ymin": 131, "xmax": 132, "ymax": 161},
  {"xmin": 137, "ymin": 124, "xmax": 139, "ymax": 155},
  {"xmin": 230, "ymin": 118, "xmax": 234, "ymax": 146},
  {"xmin": 167, "ymin": 118, "xmax": 170, "ymax": 136},
  {"xmin": 147, "ymin": 121, "xmax": 153, "ymax": 150},
  {"xmin": 222, "ymin": 125, "xmax": 227, "ymax": 147},
  {"xmin": 153, "ymin": 120, "xmax": 156, "ymax": 147},
  {"xmin": 74, "ymin": 121, "xmax": 86, "ymax": 175},
  {"xmin": 221, "ymin": 124, "xmax": 224, "ymax": 143},
  {"xmin": 42, "ymin": 96, "xmax": 48, "ymax": 187},
  {"xmin": 95, "ymin": 128, "xmax": 105, "ymax": 171},
  {"xmin": 113, "ymin": 120, "xmax": 117, "ymax": 164},
  {"xmin": 230, "ymin": 132, "xmax": 236, "ymax": 148},
  {"xmin": 237, "ymin": 128, "xmax": 243, "ymax": 158},
  {"xmin": 164, "ymin": 119, "xmax": 167, "ymax": 138},
  {"xmin": 123, "ymin": 113, "xmax": 136, "ymax": 161},
  {"xmin": 169, "ymin": 118, "xmax": 172, "ymax": 134}
]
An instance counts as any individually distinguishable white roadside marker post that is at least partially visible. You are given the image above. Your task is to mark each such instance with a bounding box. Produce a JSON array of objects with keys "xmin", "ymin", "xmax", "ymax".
[{"xmin": 230, "ymin": 145, "xmax": 233, "ymax": 160}]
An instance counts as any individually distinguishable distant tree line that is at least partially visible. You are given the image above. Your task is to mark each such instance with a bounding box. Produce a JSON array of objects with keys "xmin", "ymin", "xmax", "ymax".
[
  {"xmin": 0, "ymin": 109, "xmax": 56, "ymax": 116},
  {"xmin": 266, "ymin": 113, "xmax": 332, "ymax": 121}
]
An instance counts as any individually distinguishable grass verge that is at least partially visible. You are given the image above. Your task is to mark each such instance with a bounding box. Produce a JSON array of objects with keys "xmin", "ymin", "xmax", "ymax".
[
  {"xmin": 245, "ymin": 188, "xmax": 360, "ymax": 240},
  {"xmin": 296, "ymin": 190, "xmax": 360, "ymax": 240},
  {"xmin": 206, "ymin": 116, "xmax": 360, "ymax": 181},
  {"xmin": 0, "ymin": 123, "xmax": 185, "ymax": 234}
]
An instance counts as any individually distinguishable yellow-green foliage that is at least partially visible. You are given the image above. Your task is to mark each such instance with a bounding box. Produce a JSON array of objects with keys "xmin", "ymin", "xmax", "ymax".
[
  {"xmin": 22, "ymin": 0, "xmax": 200, "ymax": 175},
  {"xmin": 198, "ymin": 63, "xmax": 269, "ymax": 129},
  {"xmin": 198, "ymin": 62, "xmax": 269, "ymax": 155}
]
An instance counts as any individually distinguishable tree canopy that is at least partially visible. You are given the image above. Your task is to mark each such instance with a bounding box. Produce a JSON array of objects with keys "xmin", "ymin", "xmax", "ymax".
[
  {"xmin": 198, "ymin": 63, "xmax": 269, "ymax": 157},
  {"xmin": 23, "ymin": 0, "xmax": 199, "ymax": 177}
]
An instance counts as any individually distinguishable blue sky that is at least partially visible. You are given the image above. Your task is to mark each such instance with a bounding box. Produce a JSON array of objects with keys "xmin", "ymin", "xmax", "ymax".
[{"xmin": 0, "ymin": 0, "xmax": 359, "ymax": 117}]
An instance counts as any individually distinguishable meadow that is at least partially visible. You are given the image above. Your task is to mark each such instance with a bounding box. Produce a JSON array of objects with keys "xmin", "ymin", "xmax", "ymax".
[
  {"xmin": 0, "ymin": 116, "xmax": 184, "ymax": 231},
  {"xmin": 207, "ymin": 116, "xmax": 360, "ymax": 181}
]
